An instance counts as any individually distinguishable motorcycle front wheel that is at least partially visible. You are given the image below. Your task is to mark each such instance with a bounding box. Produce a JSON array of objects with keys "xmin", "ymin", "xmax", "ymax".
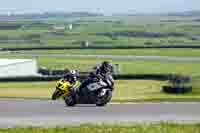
[
  {"xmin": 52, "ymin": 89, "xmax": 64, "ymax": 100},
  {"xmin": 96, "ymin": 89, "xmax": 112, "ymax": 107}
]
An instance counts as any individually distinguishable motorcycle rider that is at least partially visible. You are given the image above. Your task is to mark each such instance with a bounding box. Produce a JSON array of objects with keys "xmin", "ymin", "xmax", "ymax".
[
  {"xmin": 91, "ymin": 61, "xmax": 114, "ymax": 89},
  {"xmin": 78, "ymin": 61, "xmax": 114, "ymax": 97},
  {"xmin": 55, "ymin": 69, "xmax": 80, "ymax": 98}
]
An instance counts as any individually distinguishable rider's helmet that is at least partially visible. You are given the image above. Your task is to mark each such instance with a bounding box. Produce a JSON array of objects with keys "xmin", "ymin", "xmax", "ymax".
[
  {"xmin": 63, "ymin": 70, "xmax": 78, "ymax": 84},
  {"xmin": 99, "ymin": 61, "xmax": 114, "ymax": 74}
]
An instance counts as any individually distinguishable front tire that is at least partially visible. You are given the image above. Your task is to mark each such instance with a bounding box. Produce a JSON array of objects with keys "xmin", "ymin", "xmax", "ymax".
[
  {"xmin": 96, "ymin": 90, "xmax": 112, "ymax": 107},
  {"xmin": 52, "ymin": 89, "xmax": 63, "ymax": 100}
]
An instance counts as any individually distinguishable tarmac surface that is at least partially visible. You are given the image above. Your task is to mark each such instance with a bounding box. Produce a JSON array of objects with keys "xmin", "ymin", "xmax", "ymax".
[{"xmin": 1, "ymin": 99, "xmax": 200, "ymax": 127}]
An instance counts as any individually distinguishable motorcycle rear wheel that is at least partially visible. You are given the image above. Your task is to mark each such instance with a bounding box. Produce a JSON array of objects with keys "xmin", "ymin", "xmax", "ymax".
[{"xmin": 64, "ymin": 95, "xmax": 77, "ymax": 107}]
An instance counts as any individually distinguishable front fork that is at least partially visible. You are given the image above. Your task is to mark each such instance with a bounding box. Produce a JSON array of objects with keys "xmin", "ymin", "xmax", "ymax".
[{"xmin": 98, "ymin": 89, "xmax": 108, "ymax": 97}]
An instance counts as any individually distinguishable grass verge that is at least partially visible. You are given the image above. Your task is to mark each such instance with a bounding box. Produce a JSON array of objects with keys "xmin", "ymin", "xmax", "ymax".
[
  {"xmin": 1, "ymin": 55, "xmax": 200, "ymax": 75},
  {"xmin": 0, "ymin": 80, "xmax": 200, "ymax": 102},
  {"xmin": 11, "ymin": 48, "xmax": 200, "ymax": 57},
  {"xmin": 1, "ymin": 123, "xmax": 200, "ymax": 133}
]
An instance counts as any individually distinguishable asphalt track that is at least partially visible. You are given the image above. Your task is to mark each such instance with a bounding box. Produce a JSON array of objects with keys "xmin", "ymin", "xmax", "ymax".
[{"xmin": 1, "ymin": 99, "xmax": 200, "ymax": 127}]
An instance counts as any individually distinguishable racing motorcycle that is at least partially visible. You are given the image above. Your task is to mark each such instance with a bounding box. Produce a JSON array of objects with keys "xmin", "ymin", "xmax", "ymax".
[
  {"xmin": 65, "ymin": 74, "xmax": 114, "ymax": 107},
  {"xmin": 51, "ymin": 79, "xmax": 81, "ymax": 106}
]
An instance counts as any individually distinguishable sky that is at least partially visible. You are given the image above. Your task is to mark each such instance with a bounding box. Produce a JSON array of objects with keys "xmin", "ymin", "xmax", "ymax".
[{"xmin": 0, "ymin": 0, "xmax": 199, "ymax": 14}]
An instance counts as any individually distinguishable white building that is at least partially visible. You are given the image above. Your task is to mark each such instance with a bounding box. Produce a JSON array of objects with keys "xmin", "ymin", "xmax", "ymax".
[
  {"xmin": 51, "ymin": 25, "xmax": 66, "ymax": 30},
  {"xmin": 0, "ymin": 59, "xmax": 38, "ymax": 77},
  {"xmin": 68, "ymin": 24, "xmax": 73, "ymax": 30}
]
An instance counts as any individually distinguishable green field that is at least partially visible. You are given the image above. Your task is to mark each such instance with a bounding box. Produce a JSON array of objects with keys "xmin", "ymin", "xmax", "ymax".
[
  {"xmin": 1, "ymin": 54, "xmax": 200, "ymax": 75},
  {"xmin": 4, "ymin": 48, "xmax": 200, "ymax": 57},
  {"xmin": 1, "ymin": 123, "xmax": 200, "ymax": 133},
  {"xmin": 1, "ymin": 16, "xmax": 200, "ymax": 103},
  {"xmin": 0, "ymin": 16, "xmax": 200, "ymax": 49},
  {"xmin": 0, "ymin": 80, "xmax": 199, "ymax": 102}
]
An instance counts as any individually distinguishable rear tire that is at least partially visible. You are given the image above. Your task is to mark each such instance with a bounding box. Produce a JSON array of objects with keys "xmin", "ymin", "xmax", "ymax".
[{"xmin": 64, "ymin": 95, "xmax": 77, "ymax": 107}]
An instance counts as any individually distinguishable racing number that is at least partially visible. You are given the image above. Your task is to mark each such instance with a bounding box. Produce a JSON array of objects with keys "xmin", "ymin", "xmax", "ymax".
[
  {"xmin": 57, "ymin": 83, "xmax": 64, "ymax": 90},
  {"xmin": 87, "ymin": 82, "xmax": 102, "ymax": 91}
]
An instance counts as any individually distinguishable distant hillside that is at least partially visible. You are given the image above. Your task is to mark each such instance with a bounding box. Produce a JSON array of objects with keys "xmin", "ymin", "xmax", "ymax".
[
  {"xmin": 164, "ymin": 10, "xmax": 200, "ymax": 17},
  {"xmin": 0, "ymin": 12, "xmax": 103, "ymax": 20},
  {"xmin": 112, "ymin": 10, "xmax": 200, "ymax": 17}
]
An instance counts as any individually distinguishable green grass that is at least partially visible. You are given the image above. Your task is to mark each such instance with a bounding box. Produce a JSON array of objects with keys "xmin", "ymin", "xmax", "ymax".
[
  {"xmin": 11, "ymin": 48, "xmax": 200, "ymax": 57},
  {"xmin": 1, "ymin": 54, "xmax": 200, "ymax": 75},
  {"xmin": 1, "ymin": 123, "xmax": 200, "ymax": 133},
  {"xmin": 19, "ymin": 58, "xmax": 200, "ymax": 76},
  {"xmin": 0, "ymin": 16, "xmax": 200, "ymax": 49},
  {"xmin": 35, "ymin": 58, "xmax": 200, "ymax": 75},
  {"xmin": 0, "ymin": 80, "xmax": 199, "ymax": 102},
  {"xmin": 1, "ymin": 18, "xmax": 200, "ymax": 103}
]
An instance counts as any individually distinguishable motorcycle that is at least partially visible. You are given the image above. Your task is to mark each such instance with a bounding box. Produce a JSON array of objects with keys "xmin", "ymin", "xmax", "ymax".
[
  {"xmin": 64, "ymin": 75, "xmax": 114, "ymax": 107},
  {"xmin": 51, "ymin": 79, "xmax": 81, "ymax": 106}
]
